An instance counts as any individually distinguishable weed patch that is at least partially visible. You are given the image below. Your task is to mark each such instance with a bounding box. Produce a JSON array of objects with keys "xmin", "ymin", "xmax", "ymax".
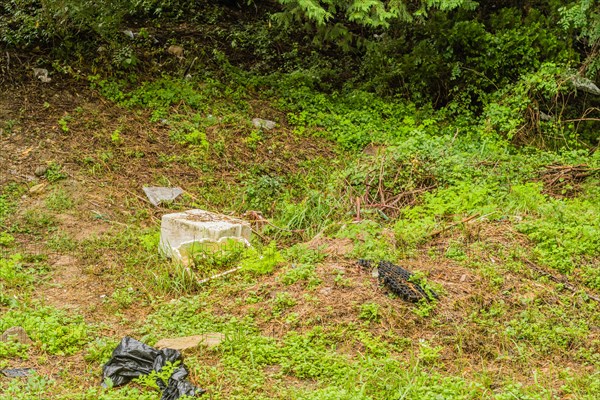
[{"xmin": 0, "ymin": 304, "xmax": 92, "ymax": 356}]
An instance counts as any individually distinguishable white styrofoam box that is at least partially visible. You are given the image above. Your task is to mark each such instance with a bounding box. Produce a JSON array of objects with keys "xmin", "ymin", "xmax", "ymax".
[{"xmin": 159, "ymin": 209, "xmax": 251, "ymax": 261}]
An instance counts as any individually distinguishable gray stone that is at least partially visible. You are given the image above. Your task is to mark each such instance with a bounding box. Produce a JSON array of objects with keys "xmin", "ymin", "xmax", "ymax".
[
  {"xmin": 34, "ymin": 165, "xmax": 48, "ymax": 177},
  {"xmin": 1, "ymin": 368, "xmax": 34, "ymax": 378},
  {"xmin": 167, "ymin": 45, "xmax": 184, "ymax": 58},
  {"xmin": 143, "ymin": 186, "xmax": 184, "ymax": 207},
  {"xmin": 0, "ymin": 326, "xmax": 32, "ymax": 344},
  {"xmin": 319, "ymin": 287, "xmax": 333, "ymax": 296},
  {"xmin": 252, "ymin": 118, "xmax": 276, "ymax": 130},
  {"xmin": 155, "ymin": 333, "xmax": 225, "ymax": 351}
]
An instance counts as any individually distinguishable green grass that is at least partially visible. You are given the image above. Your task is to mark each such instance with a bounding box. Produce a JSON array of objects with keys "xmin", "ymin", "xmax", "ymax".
[
  {"xmin": 0, "ymin": 254, "xmax": 35, "ymax": 291},
  {"xmin": 0, "ymin": 304, "xmax": 92, "ymax": 356},
  {"xmin": 1, "ymin": 71, "xmax": 599, "ymax": 399},
  {"xmin": 45, "ymin": 189, "xmax": 75, "ymax": 211}
]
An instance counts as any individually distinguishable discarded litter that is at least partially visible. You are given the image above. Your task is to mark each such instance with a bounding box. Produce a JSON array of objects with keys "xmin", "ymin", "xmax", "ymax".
[
  {"xmin": 33, "ymin": 68, "xmax": 51, "ymax": 83},
  {"xmin": 1, "ymin": 368, "xmax": 34, "ymax": 378},
  {"xmin": 143, "ymin": 186, "xmax": 184, "ymax": 207},
  {"xmin": 359, "ymin": 260, "xmax": 437, "ymax": 302},
  {"xmin": 159, "ymin": 209, "xmax": 251, "ymax": 263},
  {"xmin": 122, "ymin": 29, "xmax": 135, "ymax": 39},
  {"xmin": 251, "ymin": 118, "xmax": 276, "ymax": 130},
  {"xmin": 570, "ymin": 75, "xmax": 600, "ymax": 95},
  {"xmin": 102, "ymin": 337, "xmax": 205, "ymax": 399}
]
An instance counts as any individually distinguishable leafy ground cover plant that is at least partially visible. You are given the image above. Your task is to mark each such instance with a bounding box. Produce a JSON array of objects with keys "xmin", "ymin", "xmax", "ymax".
[{"xmin": 1, "ymin": 18, "xmax": 599, "ymax": 397}]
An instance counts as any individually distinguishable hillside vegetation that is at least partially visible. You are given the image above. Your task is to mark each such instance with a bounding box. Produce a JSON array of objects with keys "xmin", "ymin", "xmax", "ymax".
[{"xmin": 1, "ymin": 1, "xmax": 599, "ymax": 399}]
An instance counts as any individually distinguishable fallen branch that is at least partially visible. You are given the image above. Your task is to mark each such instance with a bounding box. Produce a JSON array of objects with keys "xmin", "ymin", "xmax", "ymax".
[
  {"xmin": 386, "ymin": 185, "xmax": 437, "ymax": 207},
  {"xmin": 197, "ymin": 266, "xmax": 242, "ymax": 285},
  {"xmin": 562, "ymin": 117, "xmax": 600, "ymax": 123},
  {"xmin": 426, "ymin": 213, "xmax": 481, "ymax": 238},
  {"xmin": 250, "ymin": 227, "xmax": 269, "ymax": 242},
  {"xmin": 522, "ymin": 258, "xmax": 600, "ymax": 304},
  {"xmin": 538, "ymin": 164, "xmax": 600, "ymax": 197},
  {"xmin": 543, "ymin": 164, "xmax": 595, "ymax": 171},
  {"xmin": 243, "ymin": 210, "xmax": 304, "ymax": 234},
  {"xmin": 124, "ymin": 188, "xmax": 154, "ymax": 205},
  {"xmin": 365, "ymin": 203, "xmax": 403, "ymax": 211}
]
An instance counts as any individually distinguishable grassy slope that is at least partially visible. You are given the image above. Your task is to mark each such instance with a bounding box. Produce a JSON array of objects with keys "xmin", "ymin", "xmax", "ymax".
[{"xmin": 0, "ymin": 73, "xmax": 599, "ymax": 399}]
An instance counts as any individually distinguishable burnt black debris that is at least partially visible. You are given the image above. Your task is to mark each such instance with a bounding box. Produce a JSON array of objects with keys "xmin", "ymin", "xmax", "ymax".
[{"xmin": 359, "ymin": 259, "xmax": 437, "ymax": 302}]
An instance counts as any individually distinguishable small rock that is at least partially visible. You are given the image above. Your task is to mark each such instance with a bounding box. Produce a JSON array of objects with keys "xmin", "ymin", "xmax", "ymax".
[
  {"xmin": 29, "ymin": 183, "xmax": 47, "ymax": 195},
  {"xmin": 34, "ymin": 165, "xmax": 48, "ymax": 177},
  {"xmin": 1, "ymin": 368, "xmax": 34, "ymax": 378},
  {"xmin": 167, "ymin": 45, "xmax": 184, "ymax": 58},
  {"xmin": 459, "ymin": 274, "xmax": 467, "ymax": 282},
  {"xmin": 319, "ymin": 287, "xmax": 333, "ymax": 296},
  {"xmin": 202, "ymin": 333, "xmax": 225, "ymax": 348},
  {"xmin": 0, "ymin": 326, "xmax": 32, "ymax": 345},
  {"xmin": 363, "ymin": 144, "xmax": 385, "ymax": 156},
  {"xmin": 251, "ymin": 118, "xmax": 276, "ymax": 130},
  {"xmin": 155, "ymin": 333, "xmax": 225, "ymax": 351}
]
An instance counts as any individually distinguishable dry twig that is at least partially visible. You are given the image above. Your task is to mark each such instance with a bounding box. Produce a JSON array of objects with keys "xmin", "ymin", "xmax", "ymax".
[
  {"xmin": 196, "ymin": 266, "xmax": 242, "ymax": 284},
  {"xmin": 426, "ymin": 213, "xmax": 482, "ymax": 238},
  {"xmin": 522, "ymin": 258, "xmax": 600, "ymax": 304}
]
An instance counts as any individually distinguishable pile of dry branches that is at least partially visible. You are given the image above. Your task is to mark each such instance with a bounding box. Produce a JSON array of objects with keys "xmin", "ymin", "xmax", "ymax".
[{"xmin": 539, "ymin": 164, "xmax": 599, "ymax": 198}]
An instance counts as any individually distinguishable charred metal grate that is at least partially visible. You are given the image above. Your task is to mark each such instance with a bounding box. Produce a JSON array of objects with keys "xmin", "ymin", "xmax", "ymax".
[{"xmin": 359, "ymin": 260, "xmax": 437, "ymax": 302}]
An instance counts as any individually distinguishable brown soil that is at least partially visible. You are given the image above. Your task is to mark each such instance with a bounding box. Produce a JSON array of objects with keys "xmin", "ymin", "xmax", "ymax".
[
  {"xmin": 0, "ymin": 79, "xmax": 337, "ymax": 385},
  {"xmin": 1, "ymin": 78, "xmax": 598, "ymax": 397}
]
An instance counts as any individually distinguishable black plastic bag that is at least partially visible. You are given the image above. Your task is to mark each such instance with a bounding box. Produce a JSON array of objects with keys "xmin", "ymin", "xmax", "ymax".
[{"xmin": 102, "ymin": 336, "xmax": 205, "ymax": 399}]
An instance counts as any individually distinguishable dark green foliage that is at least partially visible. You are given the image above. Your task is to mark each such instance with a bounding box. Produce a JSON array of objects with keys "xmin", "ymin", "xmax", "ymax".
[
  {"xmin": 2, "ymin": 0, "xmax": 598, "ymax": 139},
  {"xmin": 0, "ymin": 304, "xmax": 91, "ymax": 356},
  {"xmin": 245, "ymin": 175, "xmax": 285, "ymax": 214},
  {"xmin": 357, "ymin": 5, "xmax": 577, "ymax": 106},
  {"xmin": 0, "ymin": 0, "xmax": 207, "ymax": 48},
  {"xmin": 560, "ymin": 0, "xmax": 600, "ymax": 81}
]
